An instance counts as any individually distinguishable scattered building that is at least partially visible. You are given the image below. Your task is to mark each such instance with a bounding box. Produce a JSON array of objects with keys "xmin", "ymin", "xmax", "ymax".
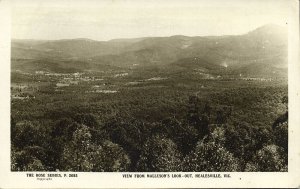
[
  {"xmin": 95, "ymin": 90, "xmax": 118, "ymax": 94},
  {"xmin": 114, "ymin": 73, "xmax": 128, "ymax": 77},
  {"xmin": 146, "ymin": 77, "xmax": 167, "ymax": 81},
  {"xmin": 56, "ymin": 83, "xmax": 70, "ymax": 87},
  {"xmin": 241, "ymin": 77, "xmax": 272, "ymax": 81},
  {"xmin": 35, "ymin": 71, "xmax": 46, "ymax": 75}
]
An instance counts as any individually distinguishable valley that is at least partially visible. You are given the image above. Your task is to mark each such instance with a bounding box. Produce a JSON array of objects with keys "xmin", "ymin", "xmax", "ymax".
[{"xmin": 11, "ymin": 24, "xmax": 288, "ymax": 172}]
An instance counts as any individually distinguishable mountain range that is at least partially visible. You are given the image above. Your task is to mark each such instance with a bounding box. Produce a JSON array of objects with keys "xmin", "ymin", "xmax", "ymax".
[{"xmin": 11, "ymin": 24, "xmax": 288, "ymax": 77}]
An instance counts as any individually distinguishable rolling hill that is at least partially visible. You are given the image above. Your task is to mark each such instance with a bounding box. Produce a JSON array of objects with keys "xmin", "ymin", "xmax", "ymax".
[{"xmin": 11, "ymin": 24, "xmax": 288, "ymax": 77}]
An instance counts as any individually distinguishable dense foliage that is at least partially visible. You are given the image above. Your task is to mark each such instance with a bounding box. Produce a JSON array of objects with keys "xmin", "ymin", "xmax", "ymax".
[{"xmin": 11, "ymin": 69, "xmax": 288, "ymax": 172}]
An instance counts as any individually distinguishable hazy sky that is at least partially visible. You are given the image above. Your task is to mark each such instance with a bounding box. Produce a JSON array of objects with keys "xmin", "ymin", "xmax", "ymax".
[{"xmin": 11, "ymin": 0, "xmax": 291, "ymax": 41}]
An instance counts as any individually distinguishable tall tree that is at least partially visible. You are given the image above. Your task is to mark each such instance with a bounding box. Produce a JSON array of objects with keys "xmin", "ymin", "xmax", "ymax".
[
  {"xmin": 137, "ymin": 135, "xmax": 182, "ymax": 172},
  {"xmin": 245, "ymin": 144, "xmax": 287, "ymax": 172},
  {"xmin": 61, "ymin": 124, "xmax": 95, "ymax": 171},
  {"xmin": 182, "ymin": 127, "xmax": 240, "ymax": 172}
]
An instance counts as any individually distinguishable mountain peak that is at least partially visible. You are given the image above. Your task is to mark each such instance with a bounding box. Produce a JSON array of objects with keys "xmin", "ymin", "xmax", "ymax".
[
  {"xmin": 248, "ymin": 24, "xmax": 287, "ymax": 35},
  {"xmin": 56, "ymin": 38, "xmax": 98, "ymax": 42}
]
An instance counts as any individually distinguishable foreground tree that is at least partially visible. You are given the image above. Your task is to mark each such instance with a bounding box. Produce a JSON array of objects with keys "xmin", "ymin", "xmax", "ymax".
[
  {"xmin": 182, "ymin": 127, "xmax": 240, "ymax": 172},
  {"xmin": 245, "ymin": 144, "xmax": 287, "ymax": 172},
  {"xmin": 12, "ymin": 121, "xmax": 45, "ymax": 149},
  {"xmin": 152, "ymin": 117, "xmax": 198, "ymax": 155},
  {"xmin": 182, "ymin": 141, "xmax": 240, "ymax": 172},
  {"xmin": 137, "ymin": 135, "xmax": 182, "ymax": 171},
  {"xmin": 61, "ymin": 124, "xmax": 130, "ymax": 171},
  {"xmin": 273, "ymin": 121, "xmax": 288, "ymax": 154},
  {"xmin": 187, "ymin": 96, "xmax": 211, "ymax": 138},
  {"xmin": 11, "ymin": 147, "xmax": 46, "ymax": 171},
  {"xmin": 92, "ymin": 141, "xmax": 131, "ymax": 172},
  {"xmin": 61, "ymin": 124, "xmax": 95, "ymax": 171}
]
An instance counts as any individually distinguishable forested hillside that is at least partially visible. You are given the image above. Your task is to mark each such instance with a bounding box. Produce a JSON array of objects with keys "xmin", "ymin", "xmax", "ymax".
[{"xmin": 11, "ymin": 24, "xmax": 288, "ymax": 172}]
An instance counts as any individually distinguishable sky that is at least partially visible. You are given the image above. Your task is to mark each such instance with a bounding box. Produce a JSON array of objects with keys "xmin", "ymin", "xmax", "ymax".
[{"xmin": 11, "ymin": 0, "xmax": 291, "ymax": 41}]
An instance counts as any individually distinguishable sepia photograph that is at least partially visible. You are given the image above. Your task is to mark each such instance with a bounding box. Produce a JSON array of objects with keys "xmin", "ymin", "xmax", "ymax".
[
  {"xmin": 1, "ymin": 0, "xmax": 300, "ymax": 188},
  {"xmin": 10, "ymin": 0, "xmax": 289, "ymax": 172}
]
